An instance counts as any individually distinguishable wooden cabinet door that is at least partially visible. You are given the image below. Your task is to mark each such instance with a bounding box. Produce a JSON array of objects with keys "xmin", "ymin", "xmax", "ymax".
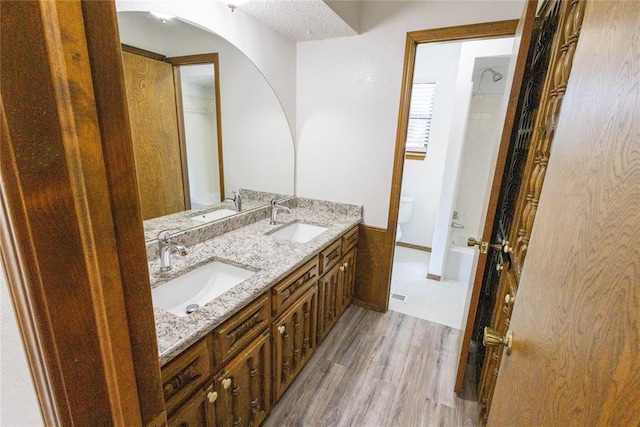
[
  {"xmin": 317, "ymin": 263, "xmax": 340, "ymax": 343},
  {"xmin": 209, "ymin": 331, "xmax": 271, "ymax": 427},
  {"xmin": 337, "ymin": 249, "xmax": 356, "ymax": 316},
  {"xmin": 273, "ymin": 284, "xmax": 318, "ymax": 400},
  {"xmin": 168, "ymin": 387, "xmax": 209, "ymax": 427}
]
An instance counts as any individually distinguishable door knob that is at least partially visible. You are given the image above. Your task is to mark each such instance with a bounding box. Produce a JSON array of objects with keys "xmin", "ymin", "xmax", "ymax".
[
  {"xmin": 207, "ymin": 391, "xmax": 218, "ymax": 403},
  {"xmin": 468, "ymin": 237, "xmax": 501, "ymax": 254},
  {"xmin": 483, "ymin": 327, "xmax": 513, "ymax": 356},
  {"xmin": 222, "ymin": 378, "xmax": 232, "ymax": 389},
  {"xmin": 278, "ymin": 325, "xmax": 285, "ymax": 334}
]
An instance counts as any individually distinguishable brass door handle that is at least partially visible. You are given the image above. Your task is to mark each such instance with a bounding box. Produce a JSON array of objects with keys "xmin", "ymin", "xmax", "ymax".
[
  {"xmin": 222, "ymin": 378, "xmax": 232, "ymax": 389},
  {"xmin": 483, "ymin": 327, "xmax": 513, "ymax": 356},
  {"xmin": 207, "ymin": 391, "xmax": 218, "ymax": 403},
  {"xmin": 468, "ymin": 237, "xmax": 502, "ymax": 254}
]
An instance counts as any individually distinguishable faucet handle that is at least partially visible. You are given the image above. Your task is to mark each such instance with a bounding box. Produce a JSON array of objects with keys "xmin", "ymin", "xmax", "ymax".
[{"xmin": 158, "ymin": 229, "xmax": 179, "ymax": 243}]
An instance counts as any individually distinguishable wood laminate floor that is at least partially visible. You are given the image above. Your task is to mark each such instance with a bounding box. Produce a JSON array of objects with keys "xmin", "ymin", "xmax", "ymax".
[{"xmin": 264, "ymin": 306, "xmax": 478, "ymax": 427}]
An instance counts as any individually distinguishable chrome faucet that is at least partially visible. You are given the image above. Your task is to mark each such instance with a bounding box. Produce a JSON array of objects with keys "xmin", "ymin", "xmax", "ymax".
[
  {"xmin": 270, "ymin": 199, "xmax": 290, "ymax": 225},
  {"xmin": 225, "ymin": 190, "xmax": 242, "ymax": 212},
  {"xmin": 158, "ymin": 230, "xmax": 187, "ymax": 272}
]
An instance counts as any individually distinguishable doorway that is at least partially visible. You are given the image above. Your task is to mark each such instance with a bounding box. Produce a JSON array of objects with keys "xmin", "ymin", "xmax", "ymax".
[{"xmin": 389, "ymin": 38, "xmax": 515, "ymax": 331}]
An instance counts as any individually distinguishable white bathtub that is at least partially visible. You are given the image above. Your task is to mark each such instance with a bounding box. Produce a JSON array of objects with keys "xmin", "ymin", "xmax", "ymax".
[{"xmin": 443, "ymin": 232, "xmax": 477, "ymax": 283}]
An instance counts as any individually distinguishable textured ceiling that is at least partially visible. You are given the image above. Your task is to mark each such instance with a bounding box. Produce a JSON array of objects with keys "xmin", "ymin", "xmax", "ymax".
[{"xmin": 235, "ymin": 0, "xmax": 359, "ymax": 42}]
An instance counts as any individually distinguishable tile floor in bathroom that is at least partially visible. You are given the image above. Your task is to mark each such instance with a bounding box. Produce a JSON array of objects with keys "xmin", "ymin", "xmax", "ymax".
[{"xmin": 389, "ymin": 246, "xmax": 469, "ymax": 330}]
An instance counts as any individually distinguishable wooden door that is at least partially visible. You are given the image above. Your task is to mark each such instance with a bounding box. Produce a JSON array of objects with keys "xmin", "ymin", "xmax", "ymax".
[
  {"xmin": 338, "ymin": 248, "xmax": 357, "ymax": 316},
  {"xmin": 168, "ymin": 387, "xmax": 209, "ymax": 427},
  {"xmin": 273, "ymin": 285, "xmax": 318, "ymax": 400},
  {"xmin": 318, "ymin": 263, "xmax": 340, "ymax": 343},
  {"xmin": 475, "ymin": 0, "xmax": 587, "ymax": 422},
  {"xmin": 122, "ymin": 51, "xmax": 186, "ymax": 220},
  {"xmin": 455, "ymin": 0, "xmax": 539, "ymax": 392},
  {"xmin": 490, "ymin": 1, "xmax": 640, "ymax": 424},
  {"xmin": 211, "ymin": 331, "xmax": 271, "ymax": 427}
]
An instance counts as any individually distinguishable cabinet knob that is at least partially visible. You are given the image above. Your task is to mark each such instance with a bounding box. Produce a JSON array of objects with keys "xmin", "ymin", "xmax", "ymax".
[
  {"xmin": 278, "ymin": 325, "xmax": 285, "ymax": 334},
  {"xmin": 222, "ymin": 378, "xmax": 232, "ymax": 390},
  {"xmin": 505, "ymin": 293, "xmax": 515, "ymax": 305},
  {"xmin": 343, "ymin": 261, "xmax": 349, "ymax": 268},
  {"xmin": 339, "ymin": 265, "xmax": 345, "ymax": 271},
  {"xmin": 207, "ymin": 391, "xmax": 218, "ymax": 403},
  {"xmin": 496, "ymin": 263, "xmax": 504, "ymax": 271},
  {"xmin": 503, "ymin": 241, "xmax": 513, "ymax": 253}
]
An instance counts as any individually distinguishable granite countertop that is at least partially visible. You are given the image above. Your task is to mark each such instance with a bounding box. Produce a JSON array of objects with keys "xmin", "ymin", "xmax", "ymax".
[{"xmin": 149, "ymin": 200, "xmax": 362, "ymax": 366}]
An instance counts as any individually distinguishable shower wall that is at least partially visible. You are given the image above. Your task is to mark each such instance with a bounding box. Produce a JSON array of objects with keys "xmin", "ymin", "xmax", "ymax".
[{"xmin": 454, "ymin": 94, "xmax": 505, "ymax": 238}]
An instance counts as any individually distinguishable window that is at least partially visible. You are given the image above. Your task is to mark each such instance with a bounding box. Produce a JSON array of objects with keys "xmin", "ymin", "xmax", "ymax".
[{"xmin": 405, "ymin": 82, "xmax": 436, "ymax": 159}]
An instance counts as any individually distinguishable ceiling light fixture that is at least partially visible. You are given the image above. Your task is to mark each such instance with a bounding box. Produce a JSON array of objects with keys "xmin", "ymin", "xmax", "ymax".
[
  {"xmin": 150, "ymin": 11, "xmax": 175, "ymax": 23},
  {"xmin": 226, "ymin": 0, "xmax": 250, "ymax": 12}
]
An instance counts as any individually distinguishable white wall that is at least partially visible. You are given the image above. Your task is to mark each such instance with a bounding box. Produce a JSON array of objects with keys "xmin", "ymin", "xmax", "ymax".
[
  {"xmin": 455, "ymin": 94, "xmax": 505, "ymax": 238},
  {"xmin": 116, "ymin": 0, "xmax": 297, "ymax": 134},
  {"xmin": 399, "ymin": 42, "xmax": 462, "ymax": 247},
  {"xmin": 1, "ymin": 266, "xmax": 43, "ymax": 426},
  {"xmin": 296, "ymin": 1, "xmax": 525, "ymax": 227}
]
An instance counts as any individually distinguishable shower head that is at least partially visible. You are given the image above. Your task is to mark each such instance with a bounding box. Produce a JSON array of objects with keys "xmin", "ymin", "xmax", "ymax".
[
  {"xmin": 489, "ymin": 68, "xmax": 503, "ymax": 82},
  {"xmin": 472, "ymin": 67, "xmax": 504, "ymax": 95}
]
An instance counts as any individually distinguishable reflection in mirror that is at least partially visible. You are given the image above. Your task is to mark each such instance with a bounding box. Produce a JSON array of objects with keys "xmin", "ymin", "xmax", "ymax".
[
  {"xmin": 117, "ymin": 11, "xmax": 294, "ymax": 241},
  {"xmin": 179, "ymin": 62, "xmax": 222, "ymax": 208}
]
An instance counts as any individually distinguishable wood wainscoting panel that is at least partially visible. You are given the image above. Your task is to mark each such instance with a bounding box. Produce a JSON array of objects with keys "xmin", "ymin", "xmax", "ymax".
[
  {"xmin": 353, "ymin": 225, "xmax": 391, "ymax": 312},
  {"xmin": 122, "ymin": 51, "xmax": 185, "ymax": 220}
]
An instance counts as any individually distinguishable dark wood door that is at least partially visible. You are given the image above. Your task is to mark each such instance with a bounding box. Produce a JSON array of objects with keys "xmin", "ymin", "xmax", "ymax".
[
  {"xmin": 455, "ymin": 0, "xmax": 539, "ymax": 392},
  {"xmin": 338, "ymin": 248, "xmax": 357, "ymax": 316},
  {"xmin": 210, "ymin": 332, "xmax": 271, "ymax": 427},
  {"xmin": 168, "ymin": 387, "xmax": 209, "ymax": 427},
  {"xmin": 273, "ymin": 284, "xmax": 318, "ymax": 400},
  {"xmin": 317, "ymin": 263, "xmax": 340, "ymax": 343},
  {"xmin": 490, "ymin": 1, "xmax": 640, "ymax": 423},
  {"xmin": 475, "ymin": 0, "xmax": 588, "ymax": 422}
]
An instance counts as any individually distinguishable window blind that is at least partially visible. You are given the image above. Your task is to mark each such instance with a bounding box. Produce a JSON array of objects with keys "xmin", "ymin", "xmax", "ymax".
[{"xmin": 406, "ymin": 82, "xmax": 436, "ymax": 153}]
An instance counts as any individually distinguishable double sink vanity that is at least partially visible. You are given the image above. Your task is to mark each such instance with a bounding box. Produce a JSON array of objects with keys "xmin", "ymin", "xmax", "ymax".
[{"xmin": 145, "ymin": 197, "xmax": 362, "ymax": 426}]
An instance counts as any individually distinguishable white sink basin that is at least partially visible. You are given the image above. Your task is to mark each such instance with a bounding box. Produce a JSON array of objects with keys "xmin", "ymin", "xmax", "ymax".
[
  {"xmin": 152, "ymin": 262, "xmax": 255, "ymax": 317},
  {"xmin": 269, "ymin": 222, "xmax": 328, "ymax": 243},
  {"xmin": 192, "ymin": 209, "xmax": 237, "ymax": 223}
]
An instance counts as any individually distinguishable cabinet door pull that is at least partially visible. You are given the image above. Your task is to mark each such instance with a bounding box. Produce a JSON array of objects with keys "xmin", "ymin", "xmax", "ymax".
[
  {"xmin": 278, "ymin": 325, "xmax": 286, "ymax": 334},
  {"xmin": 222, "ymin": 378, "xmax": 232, "ymax": 389},
  {"xmin": 207, "ymin": 391, "xmax": 218, "ymax": 403}
]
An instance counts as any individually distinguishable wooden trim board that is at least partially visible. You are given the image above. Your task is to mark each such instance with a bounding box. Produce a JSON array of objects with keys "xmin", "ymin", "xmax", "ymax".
[{"xmin": 395, "ymin": 242, "xmax": 431, "ymax": 252}]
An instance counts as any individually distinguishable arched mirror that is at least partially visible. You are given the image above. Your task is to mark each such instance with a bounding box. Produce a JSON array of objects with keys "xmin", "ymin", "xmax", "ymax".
[{"xmin": 117, "ymin": 11, "xmax": 295, "ymax": 242}]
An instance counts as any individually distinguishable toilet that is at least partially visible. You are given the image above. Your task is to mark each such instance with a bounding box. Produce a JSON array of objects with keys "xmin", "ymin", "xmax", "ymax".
[{"xmin": 396, "ymin": 195, "xmax": 415, "ymax": 242}]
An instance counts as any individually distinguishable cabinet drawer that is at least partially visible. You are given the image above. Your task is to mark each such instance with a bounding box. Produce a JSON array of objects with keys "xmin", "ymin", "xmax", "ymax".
[
  {"xmin": 271, "ymin": 257, "xmax": 318, "ymax": 316},
  {"xmin": 319, "ymin": 239, "xmax": 342, "ymax": 275},
  {"xmin": 342, "ymin": 226, "xmax": 359, "ymax": 254},
  {"xmin": 161, "ymin": 336, "xmax": 211, "ymax": 416},
  {"xmin": 212, "ymin": 294, "xmax": 270, "ymax": 368}
]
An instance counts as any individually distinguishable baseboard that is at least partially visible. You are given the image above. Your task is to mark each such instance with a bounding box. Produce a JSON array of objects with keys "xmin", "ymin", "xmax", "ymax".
[
  {"xmin": 352, "ymin": 298, "xmax": 386, "ymax": 313},
  {"xmin": 427, "ymin": 273, "xmax": 441, "ymax": 281},
  {"xmin": 395, "ymin": 241, "xmax": 431, "ymax": 252}
]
